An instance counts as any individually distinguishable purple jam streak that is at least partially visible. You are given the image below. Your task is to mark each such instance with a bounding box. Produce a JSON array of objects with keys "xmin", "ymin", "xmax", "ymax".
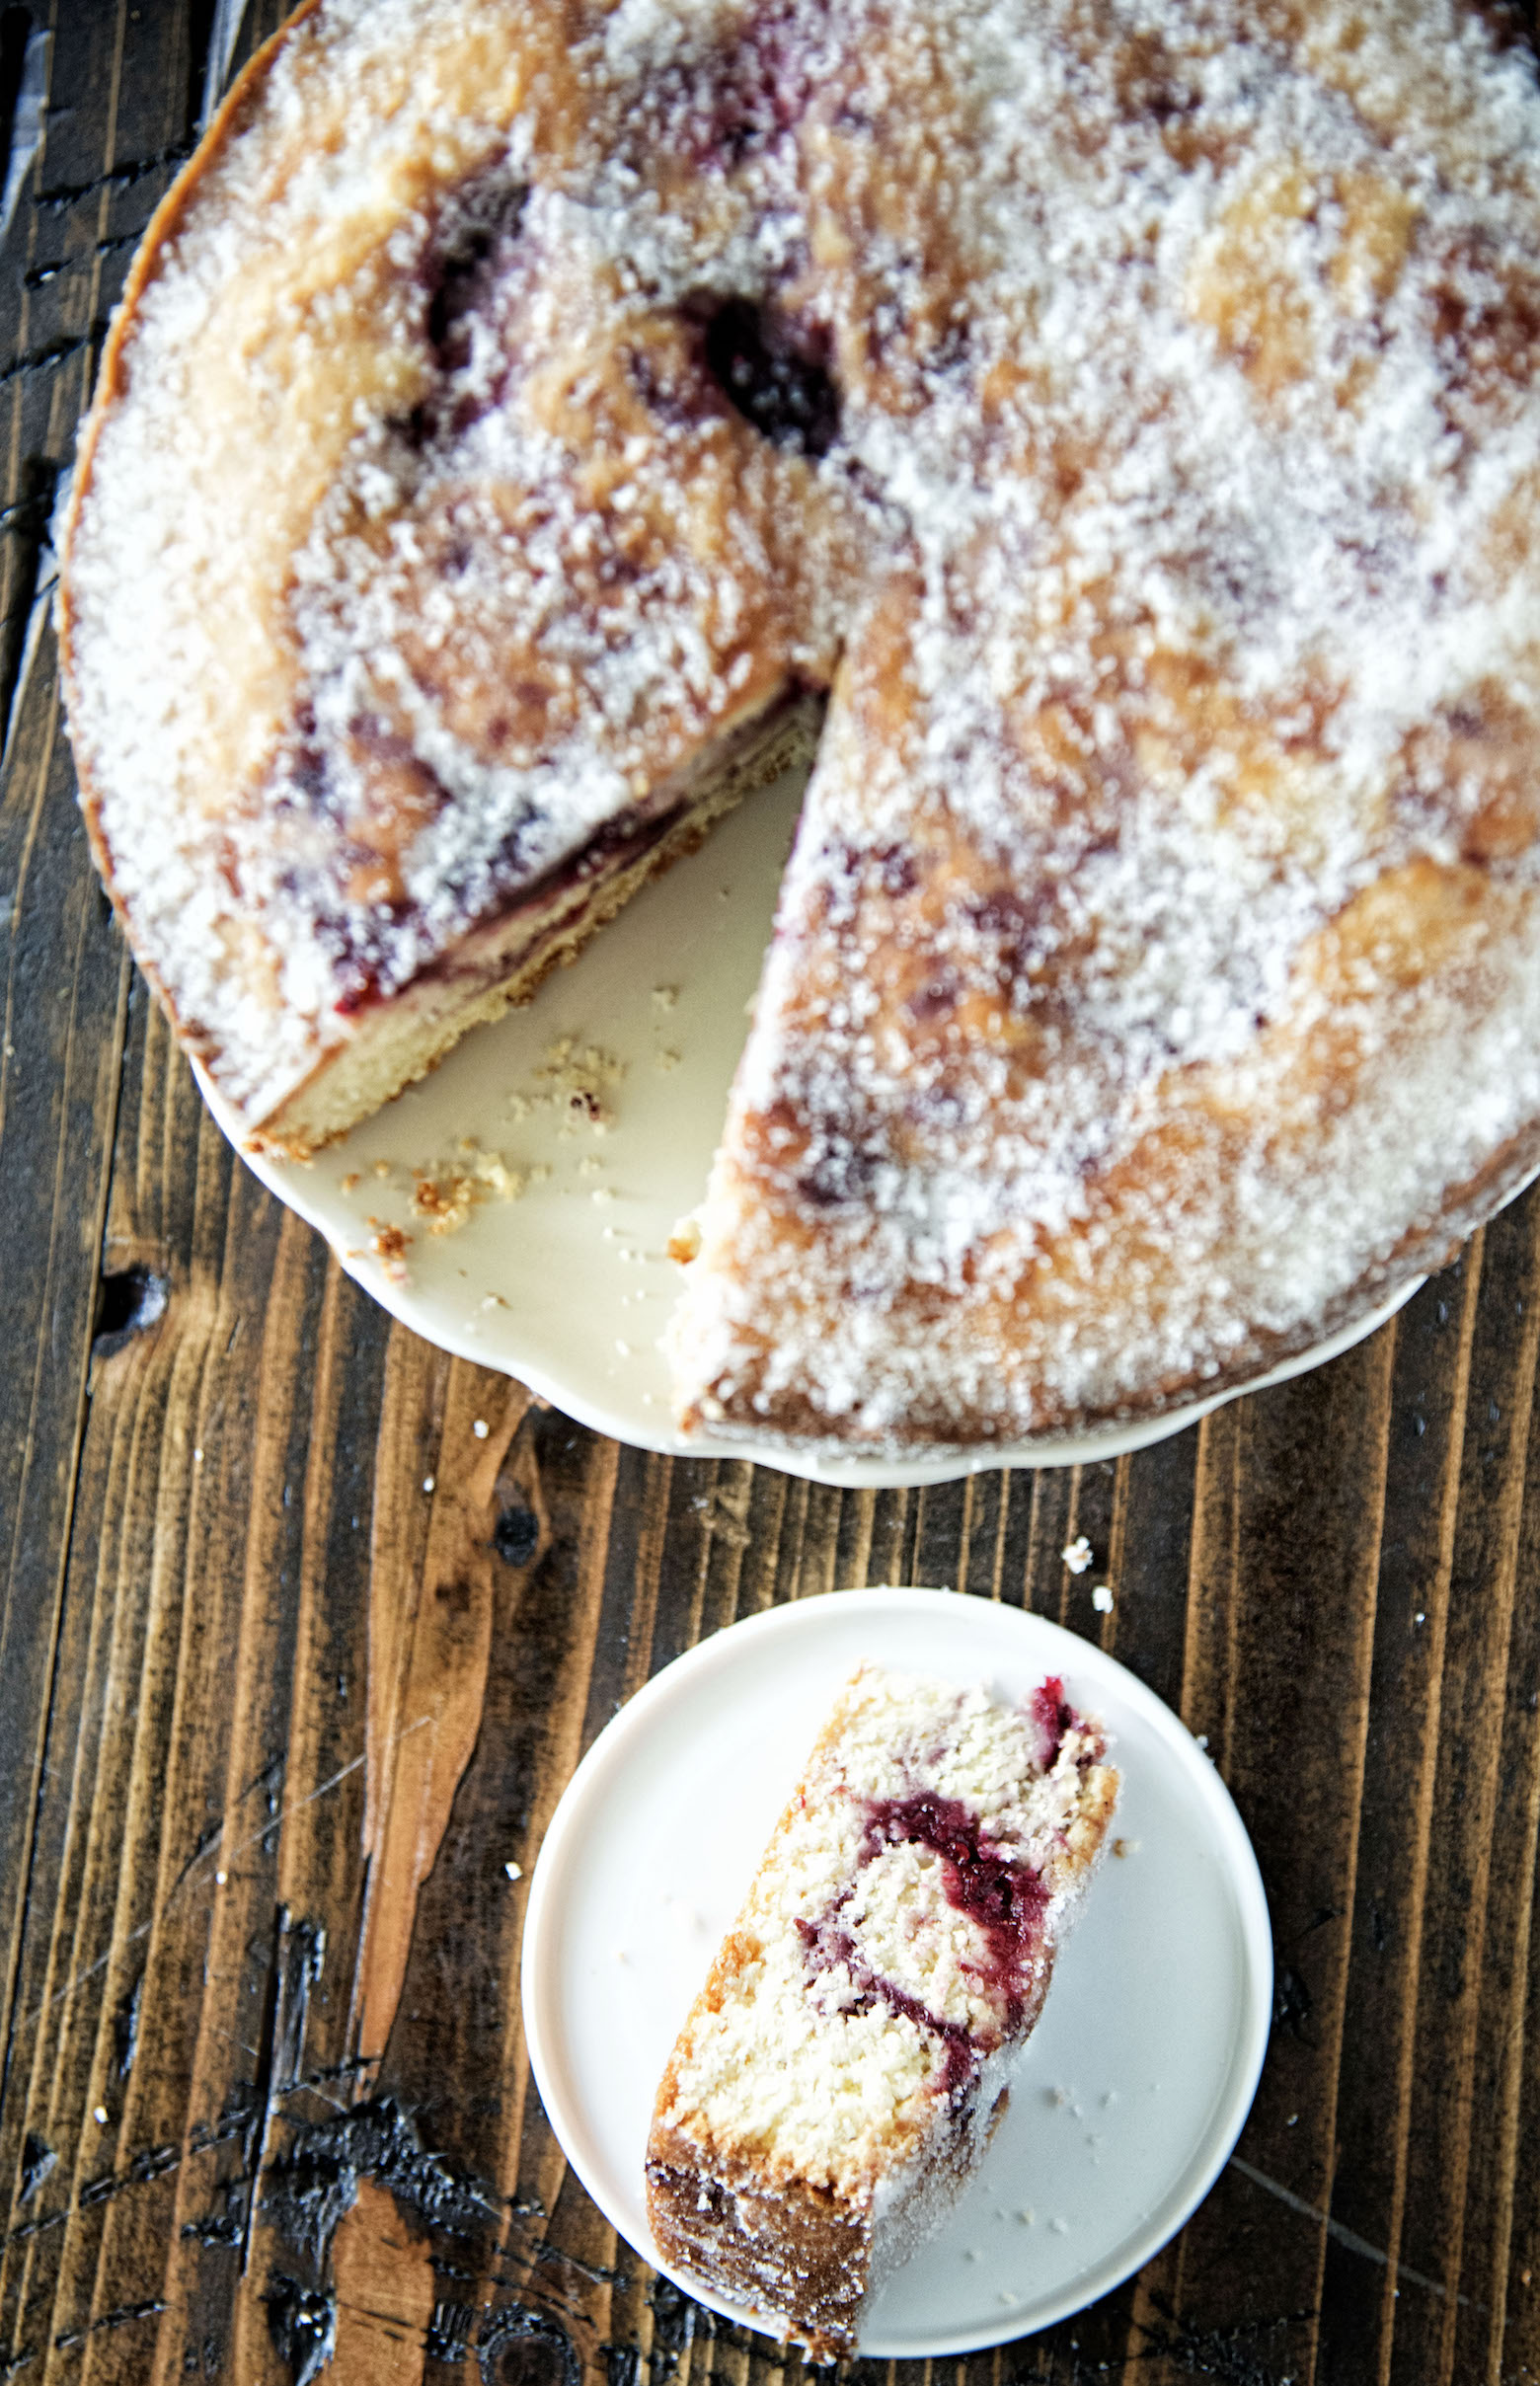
[
  {"xmin": 861, "ymin": 1793, "xmax": 1048, "ymax": 2032},
  {"xmin": 798, "ymin": 1782, "xmax": 1051, "ymax": 2106},
  {"xmin": 1033, "ymin": 1674, "xmax": 1075, "ymax": 1768},
  {"xmin": 796, "ymin": 1907, "xmax": 977, "ymax": 2102},
  {"xmin": 699, "ymin": 298, "xmax": 839, "ymax": 458}
]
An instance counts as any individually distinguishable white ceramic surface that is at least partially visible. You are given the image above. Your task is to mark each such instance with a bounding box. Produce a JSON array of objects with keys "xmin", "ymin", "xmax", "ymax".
[
  {"xmin": 198, "ymin": 761, "xmax": 1424, "ymax": 1487},
  {"xmin": 519, "ymin": 1585, "xmax": 1273, "ymax": 2357}
]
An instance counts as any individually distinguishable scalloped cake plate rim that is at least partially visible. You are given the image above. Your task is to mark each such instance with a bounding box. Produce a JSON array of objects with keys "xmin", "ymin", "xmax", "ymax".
[
  {"xmin": 518, "ymin": 1585, "xmax": 1275, "ymax": 2357},
  {"xmin": 196, "ymin": 1061, "xmax": 1429, "ymax": 1491},
  {"xmin": 188, "ymin": 767, "xmax": 1436, "ymax": 1486}
]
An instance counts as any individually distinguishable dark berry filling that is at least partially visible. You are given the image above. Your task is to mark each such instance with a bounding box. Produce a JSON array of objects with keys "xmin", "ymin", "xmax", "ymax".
[
  {"xmin": 861, "ymin": 1792, "xmax": 1048, "ymax": 2031},
  {"xmin": 797, "ymin": 1904, "xmax": 977, "ymax": 2102},
  {"xmin": 424, "ymin": 184, "xmax": 527, "ymax": 369},
  {"xmin": 798, "ymin": 1774, "xmax": 1052, "ymax": 2105},
  {"xmin": 402, "ymin": 177, "xmax": 528, "ymax": 447},
  {"xmin": 657, "ymin": 0, "xmax": 815, "ymax": 171},
  {"xmin": 1033, "ymin": 1674, "xmax": 1075, "ymax": 1767},
  {"xmin": 699, "ymin": 297, "xmax": 840, "ymax": 458}
]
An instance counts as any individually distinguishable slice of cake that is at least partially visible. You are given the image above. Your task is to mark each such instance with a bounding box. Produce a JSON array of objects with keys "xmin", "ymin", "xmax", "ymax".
[{"xmin": 645, "ymin": 1663, "xmax": 1116, "ymax": 2355}]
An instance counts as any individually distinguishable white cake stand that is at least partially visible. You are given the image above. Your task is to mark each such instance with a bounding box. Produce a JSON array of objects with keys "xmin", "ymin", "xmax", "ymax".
[{"xmin": 198, "ymin": 763, "xmax": 1424, "ymax": 1487}]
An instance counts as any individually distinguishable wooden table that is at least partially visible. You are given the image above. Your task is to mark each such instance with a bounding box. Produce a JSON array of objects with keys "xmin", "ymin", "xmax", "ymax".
[{"xmin": 4, "ymin": 7, "xmax": 1540, "ymax": 2380}]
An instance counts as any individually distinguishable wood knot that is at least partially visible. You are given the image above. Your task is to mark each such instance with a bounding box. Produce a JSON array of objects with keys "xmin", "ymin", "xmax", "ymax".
[
  {"xmin": 93, "ymin": 1264, "xmax": 169, "ymax": 1357},
  {"xmin": 492, "ymin": 1503, "xmax": 541, "ymax": 1568}
]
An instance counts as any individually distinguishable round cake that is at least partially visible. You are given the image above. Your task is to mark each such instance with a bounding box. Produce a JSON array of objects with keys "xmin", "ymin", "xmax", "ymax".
[{"xmin": 60, "ymin": 0, "xmax": 1540, "ymax": 1452}]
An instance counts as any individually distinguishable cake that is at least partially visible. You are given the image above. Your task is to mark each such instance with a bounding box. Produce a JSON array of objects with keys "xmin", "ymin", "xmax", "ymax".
[
  {"xmin": 59, "ymin": 0, "xmax": 1540, "ymax": 1452},
  {"xmin": 645, "ymin": 1664, "xmax": 1116, "ymax": 2354}
]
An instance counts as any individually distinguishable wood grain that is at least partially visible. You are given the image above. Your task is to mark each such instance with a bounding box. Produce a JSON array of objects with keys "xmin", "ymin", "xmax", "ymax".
[{"xmin": 6, "ymin": 7, "xmax": 1540, "ymax": 2383}]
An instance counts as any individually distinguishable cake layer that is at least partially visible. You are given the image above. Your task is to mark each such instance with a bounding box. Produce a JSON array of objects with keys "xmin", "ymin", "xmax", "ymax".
[
  {"xmin": 255, "ymin": 694, "xmax": 820, "ymax": 1154},
  {"xmin": 646, "ymin": 1665, "xmax": 1116, "ymax": 2354}
]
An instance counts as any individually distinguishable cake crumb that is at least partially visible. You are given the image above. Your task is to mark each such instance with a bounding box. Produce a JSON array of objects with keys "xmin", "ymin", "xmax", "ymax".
[
  {"xmin": 473, "ymin": 1419, "xmax": 489, "ymax": 1438},
  {"xmin": 669, "ymin": 1218, "xmax": 703, "ymax": 1264},
  {"xmin": 340, "ymin": 1171, "xmax": 360, "ymax": 1193},
  {"xmin": 412, "ymin": 1144, "xmax": 525, "ymax": 1236},
  {"xmin": 504, "ymin": 1861, "xmax": 523, "ymax": 1882},
  {"xmin": 423, "ymin": 1476, "xmax": 435, "ymax": 1494},
  {"xmin": 1062, "ymin": 1535, "xmax": 1093, "ymax": 1574},
  {"xmin": 368, "ymin": 1219, "xmax": 412, "ymax": 1274},
  {"xmin": 94, "ymin": 2107, "xmax": 109, "ymax": 2126},
  {"xmin": 1092, "ymin": 1583, "xmax": 1114, "ymax": 1613},
  {"xmin": 652, "ymin": 984, "xmax": 679, "ymax": 1011},
  {"xmin": 534, "ymin": 1035, "xmax": 624, "ymax": 1130}
]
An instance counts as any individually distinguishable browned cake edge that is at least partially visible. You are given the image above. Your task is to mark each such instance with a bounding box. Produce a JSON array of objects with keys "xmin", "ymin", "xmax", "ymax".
[
  {"xmin": 57, "ymin": 0, "xmax": 315, "ymax": 869},
  {"xmin": 646, "ymin": 2117, "xmax": 869, "ymax": 2361},
  {"xmin": 676, "ymin": 1116, "xmax": 1540, "ymax": 1454}
]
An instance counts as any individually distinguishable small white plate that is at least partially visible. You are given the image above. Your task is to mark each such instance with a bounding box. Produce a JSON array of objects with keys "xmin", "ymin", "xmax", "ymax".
[
  {"xmin": 198, "ymin": 764, "xmax": 1422, "ymax": 1487},
  {"xmin": 519, "ymin": 1585, "xmax": 1272, "ymax": 2357}
]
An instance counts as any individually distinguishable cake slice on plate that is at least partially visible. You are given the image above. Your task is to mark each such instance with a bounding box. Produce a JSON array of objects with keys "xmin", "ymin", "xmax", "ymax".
[{"xmin": 645, "ymin": 1663, "xmax": 1116, "ymax": 2355}]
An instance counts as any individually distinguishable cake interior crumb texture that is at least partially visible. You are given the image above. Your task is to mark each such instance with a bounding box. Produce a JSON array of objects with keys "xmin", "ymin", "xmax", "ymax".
[{"xmin": 645, "ymin": 1664, "xmax": 1117, "ymax": 2356}]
